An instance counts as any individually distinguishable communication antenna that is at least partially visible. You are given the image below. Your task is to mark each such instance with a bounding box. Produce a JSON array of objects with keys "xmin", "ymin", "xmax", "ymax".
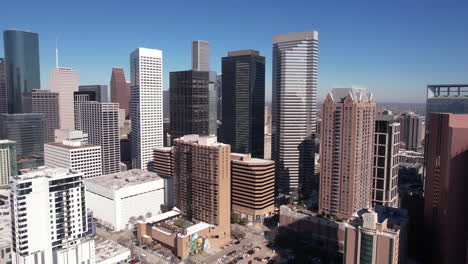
[{"xmin": 55, "ymin": 37, "xmax": 59, "ymax": 68}]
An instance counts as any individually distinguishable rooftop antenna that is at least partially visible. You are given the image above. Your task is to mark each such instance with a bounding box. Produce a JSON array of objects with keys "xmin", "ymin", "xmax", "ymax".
[{"xmin": 55, "ymin": 37, "xmax": 59, "ymax": 68}]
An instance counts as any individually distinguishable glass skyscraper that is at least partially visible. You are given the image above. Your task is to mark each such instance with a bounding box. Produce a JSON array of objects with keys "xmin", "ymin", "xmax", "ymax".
[{"xmin": 3, "ymin": 30, "xmax": 41, "ymax": 113}]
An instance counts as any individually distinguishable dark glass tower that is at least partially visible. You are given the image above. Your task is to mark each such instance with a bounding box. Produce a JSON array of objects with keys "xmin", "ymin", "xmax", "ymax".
[
  {"xmin": 3, "ymin": 30, "xmax": 41, "ymax": 113},
  {"xmin": 220, "ymin": 50, "xmax": 265, "ymax": 158},
  {"xmin": 169, "ymin": 70, "xmax": 217, "ymax": 140}
]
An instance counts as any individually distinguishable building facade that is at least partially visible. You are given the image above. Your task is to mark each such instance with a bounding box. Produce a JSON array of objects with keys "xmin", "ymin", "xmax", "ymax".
[
  {"xmin": 22, "ymin": 89, "xmax": 60, "ymax": 142},
  {"xmin": 84, "ymin": 169, "xmax": 165, "ymax": 231},
  {"xmin": 110, "ymin": 67, "xmax": 130, "ymax": 117},
  {"xmin": 50, "ymin": 67, "xmax": 79, "ymax": 130},
  {"xmin": 0, "ymin": 113, "xmax": 46, "ymax": 158},
  {"xmin": 272, "ymin": 31, "xmax": 318, "ymax": 195},
  {"xmin": 45, "ymin": 140, "xmax": 102, "ymax": 179},
  {"xmin": 192, "ymin": 40, "xmax": 210, "ymax": 71},
  {"xmin": 220, "ymin": 50, "xmax": 265, "ymax": 158},
  {"xmin": 79, "ymin": 85, "xmax": 109, "ymax": 102},
  {"xmin": 231, "ymin": 153, "xmax": 274, "ymax": 224},
  {"xmin": 398, "ymin": 112, "xmax": 423, "ymax": 151},
  {"xmin": 0, "ymin": 140, "xmax": 16, "ymax": 185},
  {"xmin": 3, "ymin": 30, "xmax": 41, "ymax": 113},
  {"xmin": 173, "ymin": 135, "xmax": 231, "ymax": 244},
  {"xmin": 74, "ymin": 90, "xmax": 96, "ymax": 131},
  {"xmin": 372, "ymin": 115, "xmax": 400, "ymax": 207},
  {"xmin": 0, "ymin": 58, "xmax": 6, "ymax": 114},
  {"xmin": 424, "ymin": 113, "xmax": 468, "ymax": 264},
  {"xmin": 319, "ymin": 88, "xmax": 376, "ymax": 219},
  {"xmin": 79, "ymin": 102, "xmax": 120, "ymax": 175},
  {"xmin": 426, "ymin": 84, "xmax": 468, "ymax": 124},
  {"xmin": 10, "ymin": 168, "xmax": 95, "ymax": 264},
  {"xmin": 130, "ymin": 48, "xmax": 163, "ymax": 170}
]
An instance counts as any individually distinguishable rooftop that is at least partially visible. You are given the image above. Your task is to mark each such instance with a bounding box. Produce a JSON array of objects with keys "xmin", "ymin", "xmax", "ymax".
[
  {"xmin": 231, "ymin": 153, "xmax": 274, "ymax": 164},
  {"xmin": 0, "ymin": 139, "xmax": 16, "ymax": 145},
  {"xmin": 0, "ymin": 214, "xmax": 10, "ymax": 249},
  {"xmin": 85, "ymin": 169, "xmax": 162, "ymax": 190},
  {"xmin": 46, "ymin": 141, "xmax": 99, "ymax": 149},
  {"xmin": 15, "ymin": 167, "xmax": 79, "ymax": 181},
  {"xmin": 95, "ymin": 237, "xmax": 130, "ymax": 263},
  {"xmin": 328, "ymin": 87, "xmax": 374, "ymax": 104},
  {"xmin": 175, "ymin": 134, "xmax": 227, "ymax": 147}
]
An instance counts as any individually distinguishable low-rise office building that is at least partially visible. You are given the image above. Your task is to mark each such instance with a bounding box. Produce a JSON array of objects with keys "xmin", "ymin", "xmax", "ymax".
[{"xmin": 84, "ymin": 169, "xmax": 165, "ymax": 231}]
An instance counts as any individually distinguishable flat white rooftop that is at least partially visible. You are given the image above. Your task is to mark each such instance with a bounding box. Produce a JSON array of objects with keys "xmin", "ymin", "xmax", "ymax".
[
  {"xmin": 95, "ymin": 237, "xmax": 130, "ymax": 263},
  {"xmin": 85, "ymin": 169, "xmax": 162, "ymax": 190}
]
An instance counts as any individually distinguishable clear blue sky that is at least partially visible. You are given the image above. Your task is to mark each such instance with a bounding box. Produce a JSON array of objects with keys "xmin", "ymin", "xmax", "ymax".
[{"xmin": 1, "ymin": 0, "xmax": 467, "ymax": 103}]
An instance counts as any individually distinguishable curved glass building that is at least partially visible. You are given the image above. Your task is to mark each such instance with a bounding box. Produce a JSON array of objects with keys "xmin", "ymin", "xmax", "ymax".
[{"xmin": 3, "ymin": 30, "xmax": 41, "ymax": 113}]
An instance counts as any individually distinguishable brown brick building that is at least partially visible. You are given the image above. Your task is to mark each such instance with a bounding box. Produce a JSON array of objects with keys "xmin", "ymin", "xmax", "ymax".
[
  {"xmin": 151, "ymin": 147, "xmax": 173, "ymax": 177},
  {"xmin": 22, "ymin": 89, "xmax": 60, "ymax": 142},
  {"xmin": 230, "ymin": 153, "xmax": 274, "ymax": 225},
  {"xmin": 319, "ymin": 88, "xmax": 376, "ymax": 219}
]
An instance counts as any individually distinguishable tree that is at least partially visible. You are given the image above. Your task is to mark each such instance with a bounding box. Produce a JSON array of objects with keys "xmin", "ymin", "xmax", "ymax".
[
  {"xmin": 145, "ymin": 212, "xmax": 152, "ymax": 218},
  {"xmin": 240, "ymin": 217, "xmax": 249, "ymax": 226},
  {"xmin": 231, "ymin": 210, "xmax": 240, "ymax": 224}
]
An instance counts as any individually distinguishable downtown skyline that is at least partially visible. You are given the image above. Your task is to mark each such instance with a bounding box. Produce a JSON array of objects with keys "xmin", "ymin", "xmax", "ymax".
[{"xmin": 1, "ymin": 0, "xmax": 468, "ymax": 103}]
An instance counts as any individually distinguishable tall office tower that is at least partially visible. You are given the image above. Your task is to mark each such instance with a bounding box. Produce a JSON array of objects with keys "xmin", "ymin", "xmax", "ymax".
[
  {"xmin": 173, "ymin": 135, "xmax": 231, "ymax": 243},
  {"xmin": 50, "ymin": 67, "xmax": 79, "ymax": 130},
  {"xmin": 45, "ymin": 139, "xmax": 102, "ymax": 179},
  {"xmin": 80, "ymin": 101, "xmax": 120, "ymax": 175},
  {"xmin": 22, "ymin": 89, "xmax": 60, "ymax": 142},
  {"xmin": 79, "ymin": 84, "xmax": 109, "ymax": 102},
  {"xmin": 10, "ymin": 168, "xmax": 95, "ymax": 264},
  {"xmin": 130, "ymin": 48, "xmax": 163, "ymax": 170},
  {"xmin": 170, "ymin": 70, "xmax": 217, "ymax": 139},
  {"xmin": 3, "ymin": 30, "xmax": 41, "ymax": 113},
  {"xmin": 192, "ymin": 40, "xmax": 210, "ymax": 71},
  {"xmin": 220, "ymin": 50, "xmax": 265, "ymax": 158},
  {"xmin": 151, "ymin": 147, "xmax": 173, "ymax": 177},
  {"xmin": 424, "ymin": 113, "xmax": 468, "ymax": 264},
  {"xmin": 74, "ymin": 90, "xmax": 96, "ymax": 130},
  {"xmin": 0, "ymin": 58, "xmax": 6, "ymax": 114},
  {"xmin": 216, "ymin": 74, "xmax": 222, "ymax": 122},
  {"xmin": 372, "ymin": 115, "xmax": 400, "ymax": 207},
  {"xmin": 272, "ymin": 31, "xmax": 318, "ymax": 195},
  {"xmin": 319, "ymin": 88, "xmax": 376, "ymax": 219},
  {"xmin": 398, "ymin": 112, "xmax": 423, "ymax": 151},
  {"xmin": 0, "ymin": 113, "xmax": 46, "ymax": 158},
  {"xmin": 0, "ymin": 140, "xmax": 16, "ymax": 185},
  {"xmin": 231, "ymin": 153, "xmax": 275, "ymax": 225},
  {"xmin": 426, "ymin": 84, "xmax": 468, "ymax": 124},
  {"xmin": 110, "ymin": 68, "xmax": 130, "ymax": 117}
]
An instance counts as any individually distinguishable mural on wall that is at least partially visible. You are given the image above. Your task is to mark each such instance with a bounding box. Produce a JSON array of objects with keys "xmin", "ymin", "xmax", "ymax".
[{"xmin": 188, "ymin": 233, "xmax": 210, "ymax": 255}]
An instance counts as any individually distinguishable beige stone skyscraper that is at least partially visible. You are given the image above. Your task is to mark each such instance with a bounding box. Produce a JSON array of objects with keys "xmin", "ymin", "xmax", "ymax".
[
  {"xmin": 319, "ymin": 88, "xmax": 376, "ymax": 219},
  {"xmin": 22, "ymin": 89, "xmax": 60, "ymax": 142},
  {"xmin": 50, "ymin": 67, "xmax": 78, "ymax": 130},
  {"xmin": 173, "ymin": 135, "xmax": 231, "ymax": 245}
]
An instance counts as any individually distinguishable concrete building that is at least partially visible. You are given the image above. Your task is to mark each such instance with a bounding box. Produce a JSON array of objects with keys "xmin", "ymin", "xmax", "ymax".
[
  {"xmin": 45, "ymin": 140, "xmax": 102, "ymax": 179},
  {"xmin": 231, "ymin": 153, "xmax": 274, "ymax": 225},
  {"xmin": 171, "ymin": 135, "xmax": 231, "ymax": 251},
  {"xmin": 79, "ymin": 102, "xmax": 120, "ymax": 175},
  {"xmin": 272, "ymin": 31, "xmax": 318, "ymax": 196},
  {"xmin": 424, "ymin": 113, "xmax": 468, "ymax": 264},
  {"xmin": 79, "ymin": 85, "xmax": 109, "ymax": 102},
  {"xmin": 130, "ymin": 48, "xmax": 163, "ymax": 170},
  {"xmin": 372, "ymin": 115, "xmax": 400, "ymax": 207},
  {"xmin": 398, "ymin": 150, "xmax": 424, "ymax": 164},
  {"xmin": 398, "ymin": 112, "xmax": 423, "ymax": 151},
  {"xmin": 0, "ymin": 58, "xmax": 7, "ymax": 114},
  {"xmin": 0, "ymin": 113, "xmax": 46, "ymax": 158},
  {"xmin": 344, "ymin": 206, "xmax": 408, "ymax": 264},
  {"xmin": 426, "ymin": 84, "xmax": 468, "ymax": 124},
  {"xmin": 149, "ymin": 147, "xmax": 174, "ymax": 208},
  {"xmin": 3, "ymin": 30, "xmax": 41, "ymax": 113},
  {"xmin": 0, "ymin": 140, "xmax": 17, "ymax": 186},
  {"xmin": 0, "ymin": 187, "xmax": 12, "ymax": 264},
  {"xmin": 54, "ymin": 129, "xmax": 88, "ymax": 144},
  {"xmin": 10, "ymin": 168, "xmax": 95, "ymax": 264},
  {"xmin": 22, "ymin": 89, "xmax": 60, "ymax": 142},
  {"xmin": 50, "ymin": 67, "xmax": 79, "ymax": 130},
  {"xmin": 220, "ymin": 50, "xmax": 265, "ymax": 158},
  {"xmin": 110, "ymin": 67, "xmax": 130, "ymax": 117},
  {"xmin": 84, "ymin": 169, "xmax": 165, "ymax": 231},
  {"xmin": 192, "ymin": 40, "xmax": 210, "ymax": 71},
  {"xmin": 319, "ymin": 88, "xmax": 376, "ymax": 219},
  {"xmin": 95, "ymin": 237, "xmax": 130, "ymax": 264}
]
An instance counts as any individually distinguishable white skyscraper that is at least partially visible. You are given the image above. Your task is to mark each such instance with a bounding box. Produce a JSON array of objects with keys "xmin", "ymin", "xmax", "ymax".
[
  {"xmin": 192, "ymin": 40, "xmax": 210, "ymax": 71},
  {"xmin": 45, "ymin": 140, "xmax": 102, "ymax": 179},
  {"xmin": 0, "ymin": 140, "xmax": 16, "ymax": 185},
  {"xmin": 10, "ymin": 168, "xmax": 95, "ymax": 264},
  {"xmin": 50, "ymin": 67, "xmax": 79, "ymax": 130},
  {"xmin": 130, "ymin": 48, "xmax": 163, "ymax": 170},
  {"xmin": 272, "ymin": 31, "xmax": 318, "ymax": 195}
]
